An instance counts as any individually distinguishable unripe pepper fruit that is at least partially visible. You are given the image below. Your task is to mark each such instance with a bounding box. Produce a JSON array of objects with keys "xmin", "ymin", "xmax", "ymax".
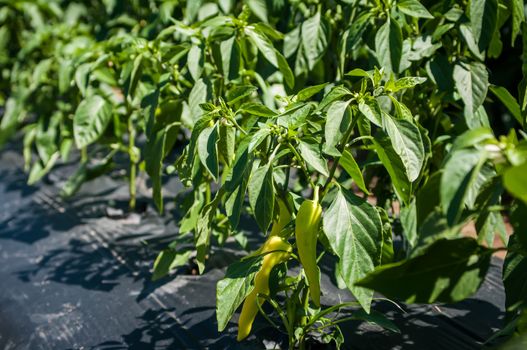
[
  {"xmin": 237, "ymin": 236, "xmax": 292, "ymax": 341},
  {"xmin": 270, "ymin": 197, "xmax": 291, "ymax": 238},
  {"xmin": 295, "ymin": 188, "xmax": 322, "ymax": 307}
]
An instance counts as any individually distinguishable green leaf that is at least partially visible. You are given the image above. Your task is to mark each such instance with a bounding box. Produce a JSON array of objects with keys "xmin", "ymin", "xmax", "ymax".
[
  {"xmin": 356, "ymin": 238, "xmax": 492, "ymax": 303},
  {"xmin": 324, "ymin": 99, "xmax": 352, "ymax": 156},
  {"xmin": 415, "ymin": 172, "xmax": 442, "ymax": 228},
  {"xmin": 298, "ymin": 140, "xmax": 329, "ymax": 177},
  {"xmin": 195, "ymin": 189, "xmax": 223, "ymax": 274},
  {"xmin": 459, "ymin": 24, "xmax": 485, "ymax": 61},
  {"xmin": 226, "ymin": 174, "xmax": 249, "ymax": 229},
  {"xmin": 186, "ymin": 115, "xmax": 214, "ymax": 169},
  {"xmin": 340, "ymin": 150, "xmax": 369, "ymax": 194},
  {"xmin": 188, "ymin": 78, "xmax": 210, "ymax": 123},
  {"xmin": 382, "ymin": 115, "xmax": 425, "ymax": 182},
  {"xmin": 238, "ymin": 102, "xmax": 276, "ymax": 118},
  {"xmin": 73, "ymin": 95, "xmax": 112, "ymax": 149},
  {"xmin": 152, "ymin": 248, "xmax": 191, "ymax": 281},
  {"xmin": 504, "ymin": 162, "xmax": 527, "ymax": 204},
  {"xmin": 400, "ymin": 200, "xmax": 418, "ymax": 248},
  {"xmin": 276, "ymin": 49, "xmax": 295, "ymax": 89},
  {"xmin": 375, "ymin": 17, "xmax": 403, "ymax": 73},
  {"xmin": 372, "ymin": 135, "xmax": 412, "ymax": 205},
  {"xmin": 145, "ymin": 123, "xmax": 179, "ymax": 212},
  {"xmin": 220, "ymin": 36, "xmax": 241, "ymax": 81},
  {"xmin": 301, "ymin": 11, "xmax": 329, "ymax": 71},
  {"xmin": 501, "ymin": 234, "xmax": 527, "ymax": 312},
  {"xmin": 216, "ymin": 255, "xmax": 263, "ymax": 332},
  {"xmin": 248, "ymin": 126, "xmax": 271, "ymax": 152},
  {"xmin": 378, "ymin": 207, "xmax": 394, "ymax": 265},
  {"xmin": 227, "ymin": 85, "xmax": 257, "ymax": 106},
  {"xmin": 244, "ymin": 26, "xmax": 294, "ymax": 88},
  {"xmin": 277, "ymin": 104, "xmax": 313, "ymax": 129},
  {"xmin": 323, "ymin": 187, "xmax": 383, "ymax": 312},
  {"xmin": 398, "ymin": 0, "xmax": 433, "ymax": 19},
  {"xmin": 453, "ymin": 62, "xmax": 489, "ymax": 115},
  {"xmin": 489, "ymin": 85, "xmax": 522, "ymax": 124},
  {"xmin": 318, "ymin": 86, "xmax": 353, "ymax": 111},
  {"xmin": 385, "ymin": 76, "xmax": 427, "ymax": 93},
  {"xmin": 451, "ymin": 127, "xmax": 495, "ymax": 153},
  {"xmin": 246, "ymin": 0, "xmax": 268, "ymax": 23},
  {"xmin": 511, "ymin": 0, "xmax": 525, "ymax": 45},
  {"xmin": 351, "ymin": 309, "xmax": 400, "ymax": 333},
  {"xmin": 426, "ymin": 54, "xmax": 454, "ymax": 92},
  {"xmin": 358, "ymin": 98, "xmax": 383, "ymax": 127},
  {"xmin": 197, "ymin": 124, "xmax": 219, "ymax": 180},
  {"xmin": 61, "ymin": 158, "xmax": 114, "ymax": 198},
  {"xmin": 188, "ymin": 43, "xmax": 203, "ymax": 82},
  {"xmin": 248, "ymin": 164, "xmax": 275, "ymax": 232},
  {"xmin": 296, "ymin": 83, "xmax": 328, "ymax": 102},
  {"xmin": 28, "ymin": 152, "xmax": 60, "ymax": 185},
  {"xmin": 126, "ymin": 53, "xmax": 143, "ymax": 98},
  {"xmin": 470, "ymin": 0, "xmax": 498, "ymax": 51},
  {"xmin": 218, "ymin": 124, "xmax": 236, "ymax": 166},
  {"xmin": 441, "ymin": 149, "xmax": 487, "ymax": 226}
]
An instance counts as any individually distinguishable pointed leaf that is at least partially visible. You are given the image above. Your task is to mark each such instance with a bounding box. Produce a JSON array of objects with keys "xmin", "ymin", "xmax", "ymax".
[
  {"xmin": 248, "ymin": 164, "xmax": 275, "ymax": 232},
  {"xmin": 356, "ymin": 238, "xmax": 492, "ymax": 303},
  {"xmin": 323, "ymin": 187, "xmax": 382, "ymax": 312},
  {"xmin": 73, "ymin": 95, "xmax": 112, "ymax": 148}
]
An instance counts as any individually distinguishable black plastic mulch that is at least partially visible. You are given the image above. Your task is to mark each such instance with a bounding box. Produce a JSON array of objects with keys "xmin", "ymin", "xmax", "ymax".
[{"xmin": 0, "ymin": 147, "xmax": 505, "ymax": 350}]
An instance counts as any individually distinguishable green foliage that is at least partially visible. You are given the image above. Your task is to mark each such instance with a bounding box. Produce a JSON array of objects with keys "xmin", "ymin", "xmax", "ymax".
[{"xmin": 1, "ymin": 0, "xmax": 527, "ymax": 348}]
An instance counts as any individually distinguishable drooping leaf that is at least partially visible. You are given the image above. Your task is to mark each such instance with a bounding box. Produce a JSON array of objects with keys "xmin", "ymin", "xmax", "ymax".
[
  {"xmin": 152, "ymin": 248, "xmax": 192, "ymax": 281},
  {"xmin": 220, "ymin": 36, "xmax": 241, "ymax": 81},
  {"xmin": 489, "ymin": 85, "xmax": 522, "ymax": 124},
  {"xmin": 301, "ymin": 11, "xmax": 329, "ymax": 70},
  {"xmin": 227, "ymin": 85, "xmax": 257, "ymax": 106},
  {"xmin": 296, "ymin": 83, "xmax": 329, "ymax": 102},
  {"xmin": 454, "ymin": 62, "xmax": 489, "ymax": 115},
  {"xmin": 375, "ymin": 17, "xmax": 403, "ymax": 73},
  {"xmin": 397, "ymin": 0, "xmax": 434, "ymax": 19},
  {"xmin": 385, "ymin": 76, "xmax": 427, "ymax": 93},
  {"xmin": 197, "ymin": 123, "xmax": 219, "ymax": 180},
  {"xmin": 188, "ymin": 43, "xmax": 203, "ymax": 81},
  {"xmin": 246, "ymin": 0, "xmax": 268, "ymax": 23},
  {"xmin": 356, "ymin": 238, "xmax": 493, "ymax": 303},
  {"xmin": 440, "ymin": 149, "xmax": 487, "ymax": 226},
  {"xmin": 470, "ymin": 0, "xmax": 498, "ymax": 51},
  {"xmin": 400, "ymin": 199, "xmax": 418, "ymax": 248},
  {"xmin": 248, "ymin": 164, "xmax": 275, "ymax": 232},
  {"xmin": 340, "ymin": 150, "xmax": 369, "ymax": 194},
  {"xmin": 324, "ymin": 99, "xmax": 352, "ymax": 156},
  {"xmin": 298, "ymin": 140, "xmax": 329, "ymax": 177},
  {"xmin": 188, "ymin": 78, "xmax": 210, "ymax": 123},
  {"xmin": 323, "ymin": 187, "xmax": 383, "ymax": 312},
  {"xmin": 511, "ymin": 0, "xmax": 525, "ymax": 45},
  {"xmin": 216, "ymin": 255, "xmax": 263, "ymax": 331},
  {"xmin": 358, "ymin": 98, "xmax": 383, "ymax": 127},
  {"xmin": 73, "ymin": 95, "xmax": 112, "ymax": 149},
  {"xmin": 145, "ymin": 123, "xmax": 179, "ymax": 212},
  {"xmin": 244, "ymin": 26, "xmax": 294, "ymax": 87},
  {"xmin": 382, "ymin": 115, "xmax": 425, "ymax": 182},
  {"xmin": 372, "ymin": 136, "xmax": 412, "ymax": 205},
  {"xmin": 504, "ymin": 162, "xmax": 527, "ymax": 204}
]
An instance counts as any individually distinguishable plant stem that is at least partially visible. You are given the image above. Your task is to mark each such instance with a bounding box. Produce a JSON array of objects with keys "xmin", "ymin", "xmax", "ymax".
[
  {"xmin": 128, "ymin": 116, "xmax": 136, "ymax": 210},
  {"xmin": 287, "ymin": 142, "xmax": 316, "ymax": 190},
  {"xmin": 81, "ymin": 147, "xmax": 88, "ymax": 163}
]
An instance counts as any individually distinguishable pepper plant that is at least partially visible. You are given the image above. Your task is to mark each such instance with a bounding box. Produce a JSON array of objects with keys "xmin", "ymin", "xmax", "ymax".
[{"xmin": 1, "ymin": 0, "xmax": 527, "ymax": 348}]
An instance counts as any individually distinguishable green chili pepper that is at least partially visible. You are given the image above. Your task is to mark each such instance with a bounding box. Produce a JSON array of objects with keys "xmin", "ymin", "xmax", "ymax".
[{"xmin": 295, "ymin": 188, "xmax": 322, "ymax": 307}]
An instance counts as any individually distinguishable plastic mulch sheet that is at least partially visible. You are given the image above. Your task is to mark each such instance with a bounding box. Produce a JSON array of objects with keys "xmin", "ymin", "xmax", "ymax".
[{"xmin": 0, "ymin": 147, "xmax": 505, "ymax": 350}]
